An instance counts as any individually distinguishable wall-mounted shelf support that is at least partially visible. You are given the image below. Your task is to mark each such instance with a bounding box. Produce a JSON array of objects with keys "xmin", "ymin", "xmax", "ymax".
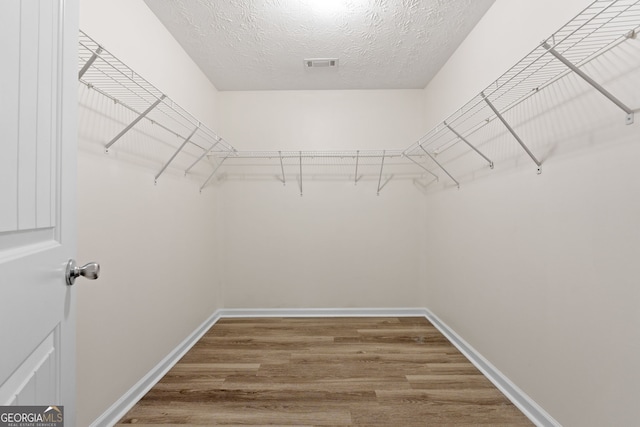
[
  {"xmin": 199, "ymin": 156, "xmax": 228, "ymax": 192},
  {"xmin": 78, "ymin": 46, "xmax": 102, "ymax": 79},
  {"xmin": 299, "ymin": 151, "xmax": 303, "ymax": 196},
  {"xmin": 377, "ymin": 150, "xmax": 386, "ymax": 196},
  {"xmin": 279, "ymin": 151, "xmax": 286, "ymax": 186},
  {"xmin": 155, "ymin": 125, "xmax": 199, "ymax": 183},
  {"xmin": 185, "ymin": 137, "xmax": 221, "ymax": 175},
  {"xmin": 404, "ymin": 154, "xmax": 439, "ymax": 181},
  {"xmin": 354, "ymin": 150, "xmax": 360, "ymax": 186},
  {"xmin": 481, "ymin": 92, "xmax": 542, "ymax": 173},
  {"xmin": 542, "ymin": 41, "xmax": 634, "ymax": 125},
  {"xmin": 79, "ymin": 1, "xmax": 639, "ymax": 194},
  {"xmin": 399, "ymin": 2, "xmax": 640, "ymax": 184},
  {"xmin": 79, "ymin": 30, "xmax": 237, "ymax": 185},
  {"xmin": 444, "ymin": 121, "xmax": 494, "ymax": 169},
  {"xmin": 105, "ymin": 95, "xmax": 166, "ymax": 151},
  {"xmin": 419, "ymin": 146, "xmax": 460, "ymax": 188}
]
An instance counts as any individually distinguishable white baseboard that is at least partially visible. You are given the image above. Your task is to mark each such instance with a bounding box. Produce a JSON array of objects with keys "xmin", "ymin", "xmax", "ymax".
[
  {"xmin": 424, "ymin": 309, "xmax": 561, "ymax": 427},
  {"xmin": 90, "ymin": 309, "xmax": 223, "ymax": 427},
  {"xmin": 218, "ymin": 307, "xmax": 429, "ymax": 318},
  {"xmin": 92, "ymin": 307, "xmax": 559, "ymax": 427}
]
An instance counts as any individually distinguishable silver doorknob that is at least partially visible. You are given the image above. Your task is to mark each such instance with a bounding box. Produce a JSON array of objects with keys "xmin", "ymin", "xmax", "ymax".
[{"xmin": 66, "ymin": 259, "xmax": 100, "ymax": 286}]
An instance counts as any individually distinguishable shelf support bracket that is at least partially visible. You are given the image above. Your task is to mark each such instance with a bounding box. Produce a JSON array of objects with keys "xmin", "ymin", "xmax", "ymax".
[
  {"xmin": 279, "ymin": 151, "xmax": 286, "ymax": 186},
  {"xmin": 299, "ymin": 151, "xmax": 303, "ymax": 196},
  {"xmin": 155, "ymin": 125, "xmax": 199, "ymax": 184},
  {"xmin": 185, "ymin": 137, "xmax": 221, "ymax": 175},
  {"xmin": 404, "ymin": 154, "xmax": 439, "ymax": 181},
  {"xmin": 199, "ymin": 156, "xmax": 228, "ymax": 192},
  {"xmin": 105, "ymin": 94, "xmax": 166, "ymax": 151},
  {"xmin": 377, "ymin": 150, "xmax": 386, "ymax": 195},
  {"xmin": 444, "ymin": 121, "xmax": 494, "ymax": 169},
  {"xmin": 78, "ymin": 46, "xmax": 103, "ymax": 80},
  {"xmin": 481, "ymin": 92, "xmax": 542, "ymax": 173},
  {"xmin": 543, "ymin": 42, "xmax": 634, "ymax": 125},
  {"xmin": 354, "ymin": 150, "xmax": 360, "ymax": 185},
  {"xmin": 419, "ymin": 145, "xmax": 460, "ymax": 188}
]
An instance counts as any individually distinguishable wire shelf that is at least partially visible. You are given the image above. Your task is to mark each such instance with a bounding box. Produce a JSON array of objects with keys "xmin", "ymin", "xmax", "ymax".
[
  {"xmin": 230, "ymin": 150, "xmax": 403, "ymax": 159},
  {"xmin": 78, "ymin": 30, "xmax": 237, "ymax": 183},
  {"xmin": 78, "ymin": 0, "xmax": 639, "ymax": 192},
  {"xmin": 221, "ymin": 150, "xmax": 438, "ymax": 195},
  {"xmin": 404, "ymin": 0, "xmax": 640, "ymax": 166}
]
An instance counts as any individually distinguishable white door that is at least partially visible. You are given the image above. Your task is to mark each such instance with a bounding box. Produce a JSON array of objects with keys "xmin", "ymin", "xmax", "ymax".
[{"xmin": 0, "ymin": 0, "xmax": 79, "ymax": 425}]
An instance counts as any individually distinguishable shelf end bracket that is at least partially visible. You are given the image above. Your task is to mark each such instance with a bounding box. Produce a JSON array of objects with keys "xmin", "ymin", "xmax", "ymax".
[
  {"xmin": 299, "ymin": 151, "xmax": 303, "ymax": 196},
  {"xmin": 155, "ymin": 125, "xmax": 199, "ymax": 183},
  {"xmin": 444, "ymin": 121, "xmax": 494, "ymax": 169},
  {"xmin": 419, "ymin": 145, "xmax": 460, "ymax": 188},
  {"xmin": 354, "ymin": 150, "xmax": 360, "ymax": 186},
  {"xmin": 185, "ymin": 136, "xmax": 221, "ymax": 175},
  {"xmin": 405, "ymin": 153, "xmax": 439, "ymax": 181},
  {"xmin": 199, "ymin": 155, "xmax": 228, "ymax": 192},
  {"xmin": 481, "ymin": 92, "xmax": 542, "ymax": 169},
  {"xmin": 78, "ymin": 46, "xmax": 103, "ymax": 80},
  {"xmin": 542, "ymin": 42, "xmax": 634, "ymax": 125},
  {"xmin": 279, "ymin": 151, "xmax": 286, "ymax": 186},
  {"xmin": 377, "ymin": 150, "xmax": 386, "ymax": 195},
  {"xmin": 105, "ymin": 94, "xmax": 166, "ymax": 151}
]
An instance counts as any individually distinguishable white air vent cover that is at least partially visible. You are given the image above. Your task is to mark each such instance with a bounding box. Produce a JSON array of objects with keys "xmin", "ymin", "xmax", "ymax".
[{"xmin": 304, "ymin": 58, "xmax": 338, "ymax": 68}]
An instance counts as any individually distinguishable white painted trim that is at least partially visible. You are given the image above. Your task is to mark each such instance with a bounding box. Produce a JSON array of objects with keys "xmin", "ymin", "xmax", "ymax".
[
  {"xmin": 424, "ymin": 309, "xmax": 561, "ymax": 427},
  {"xmin": 90, "ymin": 307, "xmax": 559, "ymax": 427},
  {"xmin": 218, "ymin": 307, "xmax": 429, "ymax": 318},
  {"xmin": 89, "ymin": 309, "xmax": 223, "ymax": 427}
]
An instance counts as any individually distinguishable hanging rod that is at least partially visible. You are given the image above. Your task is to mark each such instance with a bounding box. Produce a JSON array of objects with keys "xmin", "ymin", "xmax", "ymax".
[{"xmin": 403, "ymin": 0, "xmax": 640, "ymax": 171}]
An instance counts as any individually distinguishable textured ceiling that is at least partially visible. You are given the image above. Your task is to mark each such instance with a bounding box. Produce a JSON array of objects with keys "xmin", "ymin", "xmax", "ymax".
[{"xmin": 144, "ymin": 0, "xmax": 495, "ymax": 91}]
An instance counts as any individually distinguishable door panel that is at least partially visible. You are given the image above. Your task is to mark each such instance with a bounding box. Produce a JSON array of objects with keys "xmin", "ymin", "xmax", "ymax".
[
  {"xmin": 0, "ymin": 1, "xmax": 20, "ymax": 232},
  {"xmin": 1, "ymin": 1, "xmax": 59, "ymax": 233},
  {"xmin": 0, "ymin": 0, "xmax": 78, "ymax": 424},
  {"xmin": 0, "ymin": 327, "xmax": 58, "ymax": 406}
]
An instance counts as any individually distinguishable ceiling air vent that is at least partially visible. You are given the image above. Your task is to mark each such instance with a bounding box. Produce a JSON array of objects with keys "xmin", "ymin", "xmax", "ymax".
[{"xmin": 304, "ymin": 58, "xmax": 338, "ymax": 68}]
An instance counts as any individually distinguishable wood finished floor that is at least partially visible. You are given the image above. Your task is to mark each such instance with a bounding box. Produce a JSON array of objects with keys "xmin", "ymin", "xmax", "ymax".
[{"xmin": 117, "ymin": 317, "xmax": 533, "ymax": 426}]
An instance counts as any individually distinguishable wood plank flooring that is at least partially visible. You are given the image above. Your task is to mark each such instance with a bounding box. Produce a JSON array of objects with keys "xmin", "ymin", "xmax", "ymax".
[{"xmin": 117, "ymin": 317, "xmax": 533, "ymax": 426}]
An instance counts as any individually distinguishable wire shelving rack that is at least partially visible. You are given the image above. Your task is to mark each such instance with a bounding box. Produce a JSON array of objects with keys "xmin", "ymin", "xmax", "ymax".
[
  {"xmin": 78, "ymin": 0, "xmax": 640, "ymax": 193},
  {"xmin": 403, "ymin": 0, "xmax": 640, "ymax": 181},
  {"xmin": 78, "ymin": 31, "xmax": 237, "ymax": 187}
]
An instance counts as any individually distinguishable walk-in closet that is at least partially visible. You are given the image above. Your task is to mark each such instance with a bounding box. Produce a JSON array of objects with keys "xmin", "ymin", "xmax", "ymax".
[{"xmin": 1, "ymin": 0, "xmax": 638, "ymax": 426}]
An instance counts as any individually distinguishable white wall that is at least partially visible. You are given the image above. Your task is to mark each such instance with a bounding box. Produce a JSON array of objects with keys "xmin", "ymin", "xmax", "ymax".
[
  {"xmin": 420, "ymin": 1, "xmax": 640, "ymax": 425},
  {"xmin": 217, "ymin": 90, "xmax": 426, "ymax": 308},
  {"xmin": 76, "ymin": 1, "xmax": 640, "ymax": 425},
  {"xmin": 77, "ymin": 1, "xmax": 223, "ymax": 426}
]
